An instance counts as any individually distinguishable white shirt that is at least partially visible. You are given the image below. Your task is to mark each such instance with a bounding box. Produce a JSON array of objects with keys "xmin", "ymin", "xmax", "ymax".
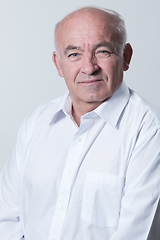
[{"xmin": 0, "ymin": 81, "xmax": 160, "ymax": 240}]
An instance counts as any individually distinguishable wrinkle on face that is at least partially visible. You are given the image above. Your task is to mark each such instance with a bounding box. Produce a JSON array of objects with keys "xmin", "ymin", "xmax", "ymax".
[
  {"xmin": 55, "ymin": 8, "xmax": 123, "ymax": 56},
  {"xmin": 53, "ymin": 7, "xmax": 132, "ymax": 123}
]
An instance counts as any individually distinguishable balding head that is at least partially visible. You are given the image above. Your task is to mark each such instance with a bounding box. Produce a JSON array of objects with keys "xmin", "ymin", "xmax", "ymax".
[
  {"xmin": 54, "ymin": 7, "xmax": 127, "ymax": 55},
  {"xmin": 52, "ymin": 6, "xmax": 133, "ymax": 120}
]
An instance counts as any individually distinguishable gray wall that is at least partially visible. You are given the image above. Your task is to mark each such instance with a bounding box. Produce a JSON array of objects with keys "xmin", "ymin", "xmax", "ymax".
[{"xmin": 0, "ymin": 0, "xmax": 160, "ymax": 170}]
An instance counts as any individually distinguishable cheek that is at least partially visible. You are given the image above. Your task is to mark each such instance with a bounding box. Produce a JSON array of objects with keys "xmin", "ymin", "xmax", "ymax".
[
  {"xmin": 61, "ymin": 67, "xmax": 78, "ymax": 91},
  {"xmin": 100, "ymin": 61, "xmax": 116, "ymax": 79},
  {"xmin": 100, "ymin": 61, "xmax": 123, "ymax": 92},
  {"xmin": 62, "ymin": 63, "xmax": 81, "ymax": 83},
  {"xmin": 102, "ymin": 59, "xmax": 123, "ymax": 78}
]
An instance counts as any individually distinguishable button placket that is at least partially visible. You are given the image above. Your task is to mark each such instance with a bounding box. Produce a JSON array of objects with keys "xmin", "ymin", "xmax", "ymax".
[
  {"xmin": 49, "ymin": 117, "xmax": 94, "ymax": 240},
  {"xmin": 67, "ymin": 169, "xmax": 72, "ymax": 175},
  {"xmin": 76, "ymin": 137, "xmax": 82, "ymax": 142}
]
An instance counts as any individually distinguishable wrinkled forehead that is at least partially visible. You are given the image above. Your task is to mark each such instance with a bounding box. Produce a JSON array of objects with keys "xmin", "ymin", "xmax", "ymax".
[{"xmin": 55, "ymin": 10, "xmax": 116, "ymax": 51}]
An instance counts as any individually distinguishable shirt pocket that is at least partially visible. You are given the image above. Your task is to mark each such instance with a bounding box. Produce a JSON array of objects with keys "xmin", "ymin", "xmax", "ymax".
[{"xmin": 81, "ymin": 172, "xmax": 125, "ymax": 228}]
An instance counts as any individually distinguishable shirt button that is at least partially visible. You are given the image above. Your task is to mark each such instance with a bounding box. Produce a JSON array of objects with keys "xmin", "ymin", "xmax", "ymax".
[
  {"xmin": 59, "ymin": 203, "xmax": 64, "ymax": 210},
  {"xmin": 67, "ymin": 169, "xmax": 72, "ymax": 174},
  {"xmin": 76, "ymin": 137, "xmax": 82, "ymax": 142}
]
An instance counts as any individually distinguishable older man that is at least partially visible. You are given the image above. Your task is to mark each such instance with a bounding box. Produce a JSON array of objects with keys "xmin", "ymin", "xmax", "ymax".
[{"xmin": 0, "ymin": 7, "xmax": 160, "ymax": 240}]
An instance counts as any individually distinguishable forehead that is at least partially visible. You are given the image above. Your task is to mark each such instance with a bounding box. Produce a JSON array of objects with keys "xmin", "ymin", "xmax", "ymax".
[{"xmin": 56, "ymin": 11, "xmax": 114, "ymax": 51}]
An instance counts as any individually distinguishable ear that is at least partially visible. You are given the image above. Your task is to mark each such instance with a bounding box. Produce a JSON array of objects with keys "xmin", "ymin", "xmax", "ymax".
[
  {"xmin": 123, "ymin": 43, "xmax": 133, "ymax": 71},
  {"xmin": 52, "ymin": 51, "xmax": 64, "ymax": 77}
]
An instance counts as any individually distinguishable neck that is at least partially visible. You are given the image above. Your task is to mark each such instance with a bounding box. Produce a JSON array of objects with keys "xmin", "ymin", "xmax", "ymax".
[{"xmin": 71, "ymin": 100, "xmax": 102, "ymax": 127}]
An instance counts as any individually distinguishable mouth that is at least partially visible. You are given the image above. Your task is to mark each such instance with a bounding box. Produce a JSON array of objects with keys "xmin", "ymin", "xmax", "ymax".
[{"xmin": 79, "ymin": 79, "xmax": 103, "ymax": 84}]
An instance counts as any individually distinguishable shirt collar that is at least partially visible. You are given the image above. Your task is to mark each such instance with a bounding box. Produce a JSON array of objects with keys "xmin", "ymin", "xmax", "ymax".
[
  {"xmin": 50, "ymin": 81, "xmax": 130, "ymax": 127},
  {"xmin": 94, "ymin": 81, "xmax": 130, "ymax": 127},
  {"xmin": 49, "ymin": 90, "xmax": 71, "ymax": 125}
]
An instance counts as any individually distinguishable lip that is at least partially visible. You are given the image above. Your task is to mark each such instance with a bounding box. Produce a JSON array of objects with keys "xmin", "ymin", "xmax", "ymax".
[{"xmin": 79, "ymin": 79, "xmax": 103, "ymax": 84}]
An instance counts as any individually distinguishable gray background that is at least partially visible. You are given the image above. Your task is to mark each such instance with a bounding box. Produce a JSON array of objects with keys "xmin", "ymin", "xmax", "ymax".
[{"xmin": 0, "ymin": 0, "xmax": 160, "ymax": 170}]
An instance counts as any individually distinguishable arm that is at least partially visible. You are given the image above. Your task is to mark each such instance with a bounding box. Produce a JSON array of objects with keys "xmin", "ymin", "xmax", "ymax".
[
  {"xmin": 0, "ymin": 123, "xmax": 25, "ymax": 239},
  {"xmin": 110, "ymin": 127, "xmax": 160, "ymax": 240}
]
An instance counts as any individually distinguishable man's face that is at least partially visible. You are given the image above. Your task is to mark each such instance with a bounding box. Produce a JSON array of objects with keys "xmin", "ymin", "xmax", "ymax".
[{"xmin": 53, "ymin": 11, "xmax": 131, "ymax": 110}]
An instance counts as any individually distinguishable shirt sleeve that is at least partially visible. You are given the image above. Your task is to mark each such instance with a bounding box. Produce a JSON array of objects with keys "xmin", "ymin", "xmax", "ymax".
[
  {"xmin": 0, "ymin": 121, "xmax": 25, "ymax": 239},
  {"xmin": 110, "ymin": 126, "xmax": 160, "ymax": 239}
]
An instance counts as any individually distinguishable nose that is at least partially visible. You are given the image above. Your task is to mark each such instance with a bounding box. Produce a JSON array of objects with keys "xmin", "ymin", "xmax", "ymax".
[{"xmin": 81, "ymin": 56, "xmax": 99, "ymax": 75}]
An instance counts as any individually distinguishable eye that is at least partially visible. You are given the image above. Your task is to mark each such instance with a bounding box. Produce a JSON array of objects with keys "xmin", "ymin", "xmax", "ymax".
[
  {"xmin": 67, "ymin": 52, "xmax": 82, "ymax": 61},
  {"xmin": 96, "ymin": 49, "xmax": 112, "ymax": 58},
  {"xmin": 69, "ymin": 53, "xmax": 79, "ymax": 57}
]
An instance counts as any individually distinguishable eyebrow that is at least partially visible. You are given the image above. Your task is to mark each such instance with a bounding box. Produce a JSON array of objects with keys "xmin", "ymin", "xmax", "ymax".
[
  {"xmin": 93, "ymin": 41, "xmax": 114, "ymax": 51},
  {"xmin": 64, "ymin": 41, "xmax": 114, "ymax": 55},
  {"xmin": 64, "ymin": 45, "xmax": 83, "ymax": 55}
]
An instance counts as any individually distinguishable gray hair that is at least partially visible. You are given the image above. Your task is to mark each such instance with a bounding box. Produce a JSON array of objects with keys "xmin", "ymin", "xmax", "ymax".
[
  {"xmin": 54, "ymin": 6, "xmax": 127, "ymax": 55},
  {"xmin": 101, "ymin": 8, "xmax": 127, "ymax": 53}
]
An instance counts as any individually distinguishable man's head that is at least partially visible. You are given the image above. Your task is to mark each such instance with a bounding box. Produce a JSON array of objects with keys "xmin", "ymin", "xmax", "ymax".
[
  {"xmin": 53, "ymin": 7, "xmax": 133, "ymax": 115},
  {"xmin": 55, "ymin": 7, "xmax": 127, "ymax": 56}
]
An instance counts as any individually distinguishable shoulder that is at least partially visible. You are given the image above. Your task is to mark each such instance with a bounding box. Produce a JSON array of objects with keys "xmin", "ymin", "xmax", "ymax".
[
  {"xmin": 19, "ymin": 95, "xmax": 64, "ymax": 137},
  {"xmin": 128, "ymin": 88, "xmax": 160, "ymax": 131},
  {"xmin": 26, "ymin": 96, "xmax": 62, "ymax": 124}
]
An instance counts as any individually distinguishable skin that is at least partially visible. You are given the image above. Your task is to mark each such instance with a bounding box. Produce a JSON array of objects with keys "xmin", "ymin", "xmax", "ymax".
[{"xmin": 53, "ymin": 8, "xmax": 133, "ymax": 126}]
